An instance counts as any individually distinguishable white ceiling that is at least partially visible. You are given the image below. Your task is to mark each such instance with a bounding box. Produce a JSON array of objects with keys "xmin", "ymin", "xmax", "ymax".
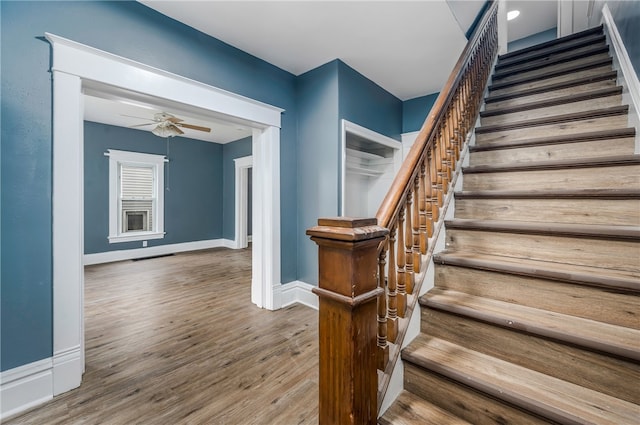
[{"xmin": 86, "ymin": 0, "xmax": 557, "ymax": 143}]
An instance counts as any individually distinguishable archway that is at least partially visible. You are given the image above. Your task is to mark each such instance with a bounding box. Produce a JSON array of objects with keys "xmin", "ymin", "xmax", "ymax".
[{"xmin": 47, "ymin": 33, "xmax": 282, "ymax": 395}]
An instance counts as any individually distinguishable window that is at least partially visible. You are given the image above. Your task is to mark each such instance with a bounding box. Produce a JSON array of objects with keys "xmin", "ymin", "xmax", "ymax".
[{"xmin": 108, "ymin": 149, "xmax": 166, "ymax": 243}]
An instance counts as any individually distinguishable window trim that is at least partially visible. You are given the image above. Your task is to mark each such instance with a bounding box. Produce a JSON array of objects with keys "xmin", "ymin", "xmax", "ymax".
[{"xmin": 107, "ymin": 149, "xmax": 166, "ymax": 243}]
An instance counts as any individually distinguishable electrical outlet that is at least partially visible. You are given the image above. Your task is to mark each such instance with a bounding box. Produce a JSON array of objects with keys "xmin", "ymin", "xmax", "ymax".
[{"xmin": 142, "ymin": 241, "xmax": 147, "ymax": 247}]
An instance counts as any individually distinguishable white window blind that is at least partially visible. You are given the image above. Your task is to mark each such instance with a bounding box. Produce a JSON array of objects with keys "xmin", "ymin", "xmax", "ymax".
[{"xmin": 120, "ymin": 165, "xmax": 155, "ymax": 233}]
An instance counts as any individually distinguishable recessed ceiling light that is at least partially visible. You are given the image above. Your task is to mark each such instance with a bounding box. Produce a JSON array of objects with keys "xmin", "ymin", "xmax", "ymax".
[{"xmin": 507, "ymin": 10, "xmax": 520, "ymax": 21}]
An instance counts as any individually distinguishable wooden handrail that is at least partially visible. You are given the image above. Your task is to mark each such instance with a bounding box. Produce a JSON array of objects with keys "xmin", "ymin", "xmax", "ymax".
[
  {"xmin": 309, "ymin": 3, "xmax": 499, "ymax": 423},
  {"xmin": 377, "ymin": 0, "xmax": 498, "ymax": 229},
  {"xmin": 374, "ymin": 0, "xmax": 499, "ymax": 411}
]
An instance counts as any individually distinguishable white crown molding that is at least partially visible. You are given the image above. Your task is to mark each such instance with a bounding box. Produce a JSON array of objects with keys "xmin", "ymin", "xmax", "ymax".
[{"xmin": 44, "ymin": 33, "xmax": 284, "ymax": 128}]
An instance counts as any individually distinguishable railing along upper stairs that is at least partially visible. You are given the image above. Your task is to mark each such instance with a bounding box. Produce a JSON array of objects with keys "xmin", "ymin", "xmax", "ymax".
[{"xmin": 306, "ymin": 2, "xmax": 499, "ymax": 424}]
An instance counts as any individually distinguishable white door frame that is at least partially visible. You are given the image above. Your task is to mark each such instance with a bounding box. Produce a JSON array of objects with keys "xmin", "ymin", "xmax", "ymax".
[
  {"xmin": 46, "ymin": 33, "xmax": 283, "ymax": 396},
  {"xmin": 234, "ymin": 156, "xmax": 253, "ymax": 249}
]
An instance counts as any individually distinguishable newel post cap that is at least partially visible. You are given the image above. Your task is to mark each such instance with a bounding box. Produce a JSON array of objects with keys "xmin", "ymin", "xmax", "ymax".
[{"xmin": 306, "ymin": 217, "xmax": 389, "ymax": 243}]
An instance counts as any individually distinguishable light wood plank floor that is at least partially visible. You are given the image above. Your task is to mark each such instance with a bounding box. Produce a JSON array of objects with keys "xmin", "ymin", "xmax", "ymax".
[{"xmin": 6, "ymin": 248, "xmax": 319, "ymax": 424}]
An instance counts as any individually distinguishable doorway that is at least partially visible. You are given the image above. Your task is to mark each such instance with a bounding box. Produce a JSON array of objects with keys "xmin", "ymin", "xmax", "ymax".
[{"xmin": 47, "ymin": 33, "xmax": 283, "ymax": 396}]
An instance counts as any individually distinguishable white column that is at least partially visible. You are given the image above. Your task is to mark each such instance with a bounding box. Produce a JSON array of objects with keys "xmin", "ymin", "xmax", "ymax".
[
  {"xmin": 52, "ymin": 71, "xmax": 84, "ymax": 395},
  {"xmin": 251, "ymin": 127, "xmax": 281, "ymax": 310}
]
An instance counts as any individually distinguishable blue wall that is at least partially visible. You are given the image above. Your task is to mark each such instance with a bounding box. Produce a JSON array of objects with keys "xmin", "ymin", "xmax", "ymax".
[
  {"xmin": 402, "ymin": 92, "xmax": 440, "ymax": 133},
  {"xmin": 1, "ymin": 0, "xmax": 298, "ymax": 371},
  {"xmin": 508, "ymin": 28, "xmax": 557, "ymax": 53},
  {"xmin": 84, "ymin": 122, "xmax": 224, "ymax": 253},
  {"xmin": 296, "ymin": 61, "xmax": 341, "ymax": 284},
  {"xmin": 296, "ymin": 60, "xmax": 403, "ymax": 284},
  {"xmin": 222, "ymin": 137, "xmax": 252, "ymax": 241}
]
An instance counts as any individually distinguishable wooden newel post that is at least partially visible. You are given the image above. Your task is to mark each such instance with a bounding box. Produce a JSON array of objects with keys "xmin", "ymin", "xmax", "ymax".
[{"xmin": 307, "ymin": 217, "xmax": 389, "ymax": 425}]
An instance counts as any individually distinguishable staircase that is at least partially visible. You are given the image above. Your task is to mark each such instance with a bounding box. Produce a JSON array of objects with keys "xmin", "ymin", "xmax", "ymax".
[{"xmin": 380, "ymin": 26, "xmax": 640, "ymax": 424}]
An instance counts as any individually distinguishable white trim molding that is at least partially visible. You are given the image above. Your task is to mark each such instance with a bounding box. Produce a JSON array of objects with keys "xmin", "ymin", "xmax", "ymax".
[
  {"xmin": 45, "ymin": 32, "xmax": 284, "ymax": 403},
  {"xmin": 1, "ymin": 359, "xmax": 53, "ymax": 421},
  {"xmin": 83, "ymin": 239, "xmax": 235, "ymax": 265},
  {"xmin": 280, "ymin": 281, "xmax": 319, "ymax": 310},
  {"xmin": 107, "ymin": 149, "xmax": 166, "ymax": 244},
  {"xmin": 601, "ymin": 4, "xmax": 640, "ymax": 153},
  {"xmin": 234, "ymin": 155, "xmax": 253, "ymax": 250}
]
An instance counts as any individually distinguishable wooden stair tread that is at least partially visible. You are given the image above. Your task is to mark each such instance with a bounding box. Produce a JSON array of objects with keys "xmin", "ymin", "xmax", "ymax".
[
  {"xmin": 475, "ymin": 105, "xmax": 628, "ymax": 133},
  {"xmin": 489, "ymin": 57, "xmax": 613, "ymax": 91},
  {"xmin": 421, "ymin": 288, "xmax": 640, "ymax": 361},
  {"xmin": 455, "ymin": 188, "xmax": 640, "ymax": 199},
  {"xmin": 434, "ymin": 250, "xmax": 640, "ymax": 291},
  {"xmin": 444, "ymin": 218, "xmax": 640, "ymax": 240},
  {"xmin": 493, "ymin": 44, "xmax": 610, "ymax": 80},
  {"xmin": 379, "ymin": 391, "xmax": 472, "ymax": 425},
  {"xmin": 486, "ymin": 71, "xmax": 617, "ymax": 103},
  {"xmin": 463, "ymin": 153, "xmax": 640, "ymax": 173},
  {"xmin": 498, "ymin": 25, "xmax": 603, "ymax": 61},
  {"xmin": 480, "ymin": 86, "xmax": 622, "ymax": 118},
  {"xmin": 402, "ymin": 335, "xmax": 640, "ymax": 424},
  {"xmin": 496, "ymin": 33, "xmax": 606, "ymax": 69},
  {"xmin": 471, "ymin": 127, "xmax": 636, "ymax": 151}
]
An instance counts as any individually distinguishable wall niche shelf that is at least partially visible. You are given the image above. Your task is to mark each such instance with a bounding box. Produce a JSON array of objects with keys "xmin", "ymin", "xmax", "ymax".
[{"xmin": 340, "ymin": 120, "xmax": 403, "ymax": 218}]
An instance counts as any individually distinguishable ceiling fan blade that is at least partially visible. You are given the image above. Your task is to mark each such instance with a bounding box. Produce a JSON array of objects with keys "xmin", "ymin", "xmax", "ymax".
[
  {"xmin": 121, "ymin": 114, "xmax": 156, "ymax": 121},
  {"xmin": 166, "ymin": 117, "xmax": 184, "ymax": 123},
  {"xmin": 129, "ymin": 122, "xmax": 155, "ymax": 128},
  {"xmin": 175, "ymin": 122, "xmax": 211, "ymax": 133}
]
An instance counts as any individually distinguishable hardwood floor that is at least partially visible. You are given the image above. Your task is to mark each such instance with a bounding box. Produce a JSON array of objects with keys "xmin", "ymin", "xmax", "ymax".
[{"xmin": 6, "ymin": 248, "xmax": 319, "ymax": 424}]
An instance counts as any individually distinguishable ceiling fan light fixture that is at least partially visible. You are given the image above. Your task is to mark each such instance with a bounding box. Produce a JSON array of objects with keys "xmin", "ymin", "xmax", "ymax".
[{"xmin": 151, "ymin": 121, "xmax": 181, "ymax": 138}]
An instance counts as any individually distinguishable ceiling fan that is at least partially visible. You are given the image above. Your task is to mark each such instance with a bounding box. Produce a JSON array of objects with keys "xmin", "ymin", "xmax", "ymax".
[{"xmin": 126, "ymin": 112, "xmax": 211, "ymax": 138}]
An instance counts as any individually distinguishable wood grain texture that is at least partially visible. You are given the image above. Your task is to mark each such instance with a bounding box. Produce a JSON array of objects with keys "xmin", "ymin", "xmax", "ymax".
[
  {"xmin": 480, "ymin": 94, "xmax": 622, "ymax": 127},
  {"xmin": 474, "ymin": 114, "xmax": 629, "ymax": 145},
  {"xmin": 497, "ymin": 26, "xmax": 603, "ymax": 63},
  {"xmin": 403, "ymin": 337, "xmax": 640, "ymax": 424},
  {"xmin": 468, "ymin": 136, "xmax": 635, "ymax": 166},
  {"xmin": 420, "ymin": 306, "xmax": 640, "ymax": 404},
  {"xmin": 455, "ymin": 196, "xmax": 640, "ymax": 225},
  {"xmin": 485, "ymin": 78, "xmax": 616, "ymax": 110},
  {"xmin": 424, "ymin": 288, "xmax": 640, "ymax": 361},
  {"xmin": 402, "ymin": 364, "xmax": 551, "ymax": 425},
  {"xmin": 495, "ymin": 38, "xmax": 607, "ymax": 73},
  {"xmin": 462, "ymin": 163, "xmax": 640, "ymax": 191},
  {"xmin": 5, "ymin": 248, "xmax": 319, "ymax": 425},
  {"xmin": 434, "ymin": 262, "xmax": 640, "ymax": 328},
  {"xmin": 445, "ymin": 228, "xmax": 640, "ymax": 272},
  {"xmin": 489, "ymin": 65, "xmax": 613, "ymax": 97},
  {"xmin": 379, "ymin": 391, "xmax": 472, "ymax": 425}
]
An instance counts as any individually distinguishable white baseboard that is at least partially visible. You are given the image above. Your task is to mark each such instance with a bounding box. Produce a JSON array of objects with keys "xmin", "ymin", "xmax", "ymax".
[
  {"xmin": 280, "ymin": 280, "xmax": 318, "ymax": 310},
  {"xmin": 52, "ymin": 346, "xmax": 82, "ymax": 395},
  {"xmin": 1, "ymin": 358, "xmax": 53, "ymax": 421},
  {"xmin": 83, "ymin": 238, "xmax": 236, "ymax": 265},
  {"xmin": 601, "ymin": 4, "xmax": 640, "ymax": 153}
]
